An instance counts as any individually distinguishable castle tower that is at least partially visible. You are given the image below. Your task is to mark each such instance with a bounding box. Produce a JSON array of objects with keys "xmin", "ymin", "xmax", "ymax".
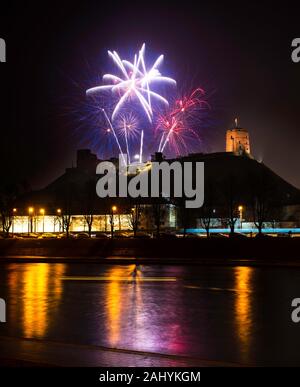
[{"xmin": 226, "ymin": 118, "xmax": 251, "ymax": 155}]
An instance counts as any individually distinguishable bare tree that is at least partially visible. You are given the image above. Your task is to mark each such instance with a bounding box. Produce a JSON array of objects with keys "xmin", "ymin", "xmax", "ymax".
[
  {"xmin": 84, "ymin": 214, "xmax": 93, "ymax": 237},
  {"xmin": 198, "ymin": 182, "xmax": 215, "ymax": 238},
  {"xmin": 176, "ymin": 202, "xmax": 191, "ymax": 238},
  {"xmin": 57, "ymin": 183, "xmax": 76, "ymax": 238},
  {"xmin": 0, "ymin": 210, "xmax": 13, "ymax": 237},
  {"xmin": 199, "ymin": 206, "xmax": 214, "ymax": 238},
  {"xmin": 83, "ymin": 180, "xmax": 96, "ymax": 237},
  {"xmin": 151, "ymin": 200, "xmax": 165, "ymax": 238},
  {"xmin": 109, "ymin": 210, "xmax": 115, "ymax": 238},
  {"xmin": 127, "ymin": 203, "xmax": 142, "ymax": 237},
  {"xmin": 252, "ymin": 197, "xmax": 268, "ymax": 234},
  {"xmin": 61, "ymin": 212, "xmax": 72, "ymax": 238},
  {"xmin": 224, "ymin": 176, "xmax": 239, "ymax": 234},
  {"xmin": 0, "ymin": 184, "xmax": 17, "ymax": 237},
  {"xmin": 251, "ymin": 170, "xmax": 274, "ymax": 234},
  {"xmin": 53, "ymin": 215, "xmax": 62, "ymax": 233}
]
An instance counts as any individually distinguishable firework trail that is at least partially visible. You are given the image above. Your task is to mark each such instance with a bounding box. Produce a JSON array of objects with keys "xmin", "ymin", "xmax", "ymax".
[
  {"xmin": 101, "ymin": 109, "xmax": 126, "ymax": 165},
  {"xmin": 116, "ymin": 112, "xmax": 139, "ymax": 164},
  {"xmin": 139, "ymin": 130, "xmax": 144, "ymax": 163},
  {"xmin": 157, "ymin": 114, "xmax": 186, "ymax": 154}
]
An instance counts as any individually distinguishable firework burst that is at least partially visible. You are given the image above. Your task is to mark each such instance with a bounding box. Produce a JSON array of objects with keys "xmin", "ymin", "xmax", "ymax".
[
  {"xmin": 116, "ymin": 112, "xmax": 139, "ymax": 140},
  {"xmin": 156, "ymin": 87, "xmax": 210, "ymax": 156},
  {"xmin": 83, "ymin": 44, "xmax": 211, "ymax": 161},
  {"xmin": 173, "ymin": 88, "xmax": 209, "ymax": 118},
  {"xmin": 86, "ymin": 43, "xmax": 176, "ymax": 122}
]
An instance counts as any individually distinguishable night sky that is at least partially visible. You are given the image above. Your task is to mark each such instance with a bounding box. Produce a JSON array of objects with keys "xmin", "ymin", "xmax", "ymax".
[{"xmin": 1, "ymin": 1, "xmax": 299, "ymax": 189}]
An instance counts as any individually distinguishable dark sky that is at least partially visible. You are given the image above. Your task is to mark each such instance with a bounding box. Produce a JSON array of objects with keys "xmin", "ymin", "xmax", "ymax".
[{"xmin": 1, "ymin": 1, "xmax": 300, "ymax": 189}]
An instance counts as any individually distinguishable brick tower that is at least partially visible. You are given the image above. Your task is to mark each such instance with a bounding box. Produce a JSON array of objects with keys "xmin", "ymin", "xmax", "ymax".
[{"xmin": 226, "ymin": 118, "xmax": 251, "ymax": 155}]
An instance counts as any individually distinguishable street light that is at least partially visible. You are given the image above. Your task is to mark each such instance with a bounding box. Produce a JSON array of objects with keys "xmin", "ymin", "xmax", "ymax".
[
  {"xmin": 56, "ymin": 209, "xmax": 62, "ymax": 232},
  {"xmin": 238, "ymin": 205, "xmax": 243, "ymax": 229},
  {"xmin": 110, "ymin": 206, "xmax": 117, "ymax": 238},
  {"xmin": 28, "ymin": 207, "xmax": 34, "ymax": 234},
  {"xmin": 12, "ymin": 208, "xmax": 17, "ymax": 236},
  {"xmin": 40, "ymin": 208, "xmax": 45, "ymax": 233}
]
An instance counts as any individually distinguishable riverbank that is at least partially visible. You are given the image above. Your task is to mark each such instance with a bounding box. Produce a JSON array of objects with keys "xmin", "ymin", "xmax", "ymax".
[{"xmin": 0, "ymin": 237, "xmax": 300, "ymax": 265}]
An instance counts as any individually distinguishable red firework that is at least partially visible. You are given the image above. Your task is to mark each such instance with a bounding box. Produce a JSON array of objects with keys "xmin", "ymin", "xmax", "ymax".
[
  {"xmin": 172, "ymin": 88, "xmax": 209, "ymax": 117},
  {"xmin": 156, "ymin": 87, "xmax": 209, "ymax": 155}
]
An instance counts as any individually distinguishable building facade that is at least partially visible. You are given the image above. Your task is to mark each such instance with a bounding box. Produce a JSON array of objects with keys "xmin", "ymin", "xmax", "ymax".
[{"xmin": 226, "ymin": 119, "xmax": 251, "ymax": 155}]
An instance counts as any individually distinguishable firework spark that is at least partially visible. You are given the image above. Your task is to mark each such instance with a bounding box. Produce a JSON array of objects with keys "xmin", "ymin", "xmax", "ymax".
[
  {"xmin": 116, "ymin": 112, "xmax": 139, "ymax": 163},
  {"xmin": 156, "ymin": 88, "xmax": 210, "ymax": 155},
  {"xmin": 116, "ymin": 112, "xmax": 139, "ymax": 140},
  {"xmin": 157, "ymin": 114, "xmax": 186, "ymax": 155},
  {"xmin": 139, "ymin": 130, "xmax": 144, "ymax": 163},
  {"xmin": 172, "ymin": 88, "xmax": 209, "ymax": 118},
  {"xmin": 86, "ymin": 43, "xmax": 176, "ymax": 122}
]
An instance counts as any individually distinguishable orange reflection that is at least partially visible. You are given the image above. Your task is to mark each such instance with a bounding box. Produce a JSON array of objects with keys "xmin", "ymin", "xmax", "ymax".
[
  {"xmin": 8, "ymin": 263, "xmax": 65, "ymax": 338},
  {"xmin": 105, "ymin": 265, "xmax": 136, "ymax": 346},
  {"xmin": 234, "ymin": 266, "xmax": 254, "ymax": 361}
]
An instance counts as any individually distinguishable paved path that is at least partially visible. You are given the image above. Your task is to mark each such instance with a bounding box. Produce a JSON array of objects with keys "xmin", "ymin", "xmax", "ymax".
[{"xmin": 0, "ymin": 336, "xmax": 238, "ymax": 367}]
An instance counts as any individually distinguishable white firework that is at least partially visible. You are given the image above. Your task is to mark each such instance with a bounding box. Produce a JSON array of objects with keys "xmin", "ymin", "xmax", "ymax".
[
  {"xmin": 116, "ymin": 112, "xmax": 139, "ymax": 164},
  {"xmin": 86, "ymin": 43, "xmax": 176, "ymax": 122},
  {"xmin": 116, "ymin": 112, "xmax": 139, "ymax": 140}
]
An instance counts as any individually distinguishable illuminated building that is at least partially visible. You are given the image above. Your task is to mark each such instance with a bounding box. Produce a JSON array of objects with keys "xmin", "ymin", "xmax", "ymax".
[{"xmin": 226, "ymin": 118, "xmax": 251, "ymax": 155}]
